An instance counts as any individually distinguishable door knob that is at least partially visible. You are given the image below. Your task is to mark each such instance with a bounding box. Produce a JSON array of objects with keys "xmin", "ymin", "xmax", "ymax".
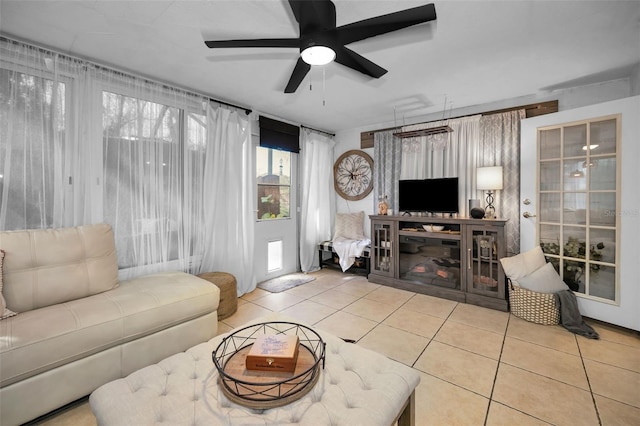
[{"xmin": 523, "ymin": 211, "xmax": 536, "ymax": 218}]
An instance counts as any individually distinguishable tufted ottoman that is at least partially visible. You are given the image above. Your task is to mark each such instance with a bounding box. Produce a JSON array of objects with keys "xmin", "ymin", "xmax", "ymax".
[
  {"xmin": 89, "ymin": 313, "xmax": 420, "ymax": 425},
  {"xmin": 197, "ymin": 272, "xmax": 238, "ymax": 319}
]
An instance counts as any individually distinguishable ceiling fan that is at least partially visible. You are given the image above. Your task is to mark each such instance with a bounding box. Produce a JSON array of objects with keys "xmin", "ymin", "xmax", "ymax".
[{"xmin": 205, "ymin": 0, "xmax": 437, "ymax": 93}]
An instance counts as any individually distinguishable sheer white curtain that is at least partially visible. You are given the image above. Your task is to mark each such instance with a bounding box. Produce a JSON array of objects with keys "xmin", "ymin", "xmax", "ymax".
[
  {"xmin": 299, "ymin": 128, "xmax": 335, "ymax": 272},
  {"xmin": 0, "ymin": 39, "xmax": 89, "ymax": 230},
  {"xmin": 195, "ymin": 106, "xmax": 255, "ymax": 294},
  {"xmin": 400, "ymin": 115, "xmax": 481, "ymax": 217},
  {"xmin": 1, "ymin": 37, "xmax": 256, "ymax": 292}
]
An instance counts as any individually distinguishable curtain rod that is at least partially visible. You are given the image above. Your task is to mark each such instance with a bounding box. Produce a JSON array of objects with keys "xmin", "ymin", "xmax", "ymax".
[
  {"xmin": 301, "ymin": 125, "xmax": 335, "ymax": 138},
  {"xmin": 362, "ymin": 101, "xmax": 558, "ymax": 137},
  {"xmin": 209, "ymin": 98, "xmax": 252, "ymax": 115},
  {"xmin": 1, "ymin": 35, "xmax": 252, "ymax": 115}
]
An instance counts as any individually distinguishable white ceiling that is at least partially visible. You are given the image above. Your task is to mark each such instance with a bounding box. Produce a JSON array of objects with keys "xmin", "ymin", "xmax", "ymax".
[{"xmin": 1, "ymin": 0, "xmax": 639, "ymax": 132}]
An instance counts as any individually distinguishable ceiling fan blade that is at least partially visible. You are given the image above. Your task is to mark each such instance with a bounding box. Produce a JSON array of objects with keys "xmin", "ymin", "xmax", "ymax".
[
  {"xmin": 205, "ymin": 38, "xmax": 299, "ymax": 49},
  {"xmin": 284, "ymin": 57, "xmax": 311, "ymax": 93},
  {"xmin": 288, "ymin": 0, "xmax": 336, "ymax": 34},
  {"xmin": 334, "ymin": 46, "xmax": 387, "ymax": 79},
  {"xmin": 335, "ymin": 3, "xmax": 436, "ymax": 45}
]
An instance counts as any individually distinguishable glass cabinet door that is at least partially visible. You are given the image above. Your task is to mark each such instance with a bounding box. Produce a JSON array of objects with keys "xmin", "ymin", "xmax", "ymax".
[
  {"xmin": 538, "ymin": 116, "xmax": 619, "ymax": 302},
  {"xmin": 466, "ymin": 226, "xmax": 505, "ymax": 299},
  {"xmin": 371, "ymin": 220, "xmax": 394, "ymax": 277}
]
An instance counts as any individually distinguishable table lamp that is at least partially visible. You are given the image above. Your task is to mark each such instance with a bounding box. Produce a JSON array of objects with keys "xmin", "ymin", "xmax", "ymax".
[{"xmin": 476, "ymin": 166, "xmax": 503, "ymax": 218}]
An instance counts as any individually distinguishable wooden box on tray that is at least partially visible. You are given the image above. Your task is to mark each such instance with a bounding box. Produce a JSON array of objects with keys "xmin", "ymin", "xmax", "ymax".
[{"xmin": 246, "ymin": 334, "xmax": 300, "ymax": 373}]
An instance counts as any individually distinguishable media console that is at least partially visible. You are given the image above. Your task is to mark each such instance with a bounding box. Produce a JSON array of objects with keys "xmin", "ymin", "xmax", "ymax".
[{"xmin": 369, "ymin": 215, "xmax": 508, "ymax": 311}]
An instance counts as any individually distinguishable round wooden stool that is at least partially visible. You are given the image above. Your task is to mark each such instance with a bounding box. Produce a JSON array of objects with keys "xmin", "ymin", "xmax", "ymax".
[{"xmin": 197, "ymin": 272, "xmax": 237, "ymax": 320}]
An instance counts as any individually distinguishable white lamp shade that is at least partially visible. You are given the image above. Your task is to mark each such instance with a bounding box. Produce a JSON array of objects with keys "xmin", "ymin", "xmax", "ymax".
[
  {"xmin": 301, "ymin": 45, "xmax": 335, "ymax": 65},
  {"xmin": 477, "ymin": 166, "xmax": 503, "ymax": 190}
]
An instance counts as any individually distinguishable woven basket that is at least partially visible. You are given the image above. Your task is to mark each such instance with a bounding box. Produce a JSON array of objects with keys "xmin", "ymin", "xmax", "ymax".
[{"xmin": 508, "ymin": 281, "xmax": 560, "ymax": 325}]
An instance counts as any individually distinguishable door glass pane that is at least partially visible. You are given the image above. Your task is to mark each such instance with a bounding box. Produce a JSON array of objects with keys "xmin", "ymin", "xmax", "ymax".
[
  {"xmin": 589, "ymin": 156, "xmax": 616, "ymax": 190},
  {"xmin": 539, "ymin": 193, "xmax": 560, "ymax": 222},
  {"xmin": 563, "ymin": 259, "xmax": 586, "ymax": 293},
  {"xmin": 539, "ymin": 224, "xmax": 561, "ymax": 255},
  {"xmin": 590, "ymin": 192, "xmax": 616, "ymax": 226},
  {"xmin": 563, "ymin": 193, "xmax": 586, "ymax": 225},
  {"xmin": 540, "ymin": 161, "xmax": 561, "ymax": 191},
  {"xmin": 257, "ymin": 147, "xmax": 291, "ymax": 220},
  {"xmin": 563, "ymin": 228, "xmax": 586, "ymax": 259},
  {"xmin": 563, "ymin": 124, "xmax": 587, "ymax": 157},
  {"xmin": 589, "ymin": 228, "xmax": 615, "ymax": 263},
  {"xmin": 539, "ymin": 128, "xmax": 560, "ymax": 159},
  {"xmin": 590, "ymin": 119, "xmax": 616, "ymax": 155},
  {"xmin": 589, "ymin": 265, "xmax": 615, "ymax": 300},
  {"xmin": 563, "ymin": 159, "xmax": 586, "ymax": 191}
]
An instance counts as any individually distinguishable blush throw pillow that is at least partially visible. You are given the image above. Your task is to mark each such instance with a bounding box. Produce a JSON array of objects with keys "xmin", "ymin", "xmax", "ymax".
[
  {"xmin": 500, "ymin": 246, "xmax": 547, "ymax": 283},
  {"xmin": 517, "ymin": 262, "xmax": 570, "ymax": 294},
  {"xmin": 333, "ymin": 211, "xmax": 366, "ymax": 241},
  {"xmin": 0, "ymin": 249, "xmax": 18, "ymax": 320}
]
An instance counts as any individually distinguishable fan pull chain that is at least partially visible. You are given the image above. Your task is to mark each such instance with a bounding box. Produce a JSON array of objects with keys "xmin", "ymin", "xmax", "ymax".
[{"xmin": 322, "ymin": 67, "xmax": 326, "ymax": 107}]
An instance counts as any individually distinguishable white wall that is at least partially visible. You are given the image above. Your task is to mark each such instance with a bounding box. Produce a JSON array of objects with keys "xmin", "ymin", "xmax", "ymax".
[
  {"xmin": 332, "ymin": 128, "xmax": 375, "ymax": 237},
  {"xmin": 521, "ymin": 96, "xmax": 640, "ymax": 331}
]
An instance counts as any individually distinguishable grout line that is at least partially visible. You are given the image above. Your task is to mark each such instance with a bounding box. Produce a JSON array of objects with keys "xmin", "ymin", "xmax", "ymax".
[
  {"xmin": 483, "ymin": 312, "xmax": 510, "ymax": 426},
  {"xmin": 576, "ymin": 336, "xmax": 603, "ymax": 426}
]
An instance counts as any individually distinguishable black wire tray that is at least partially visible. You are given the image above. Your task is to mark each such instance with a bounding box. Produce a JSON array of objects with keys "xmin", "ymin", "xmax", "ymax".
[{"xmin": 212, "ymin": 321, "xmax": 326, "ymax": 409}]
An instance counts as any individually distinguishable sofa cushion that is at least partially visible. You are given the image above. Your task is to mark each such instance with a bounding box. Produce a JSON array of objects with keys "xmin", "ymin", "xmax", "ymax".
[
  {"xmin": 0, "ymin": 272, "xmax": 219, "ymax": 387},
  {"xmin": 0, "ymin": 224, "xmax": 119, "ymax": 312}
]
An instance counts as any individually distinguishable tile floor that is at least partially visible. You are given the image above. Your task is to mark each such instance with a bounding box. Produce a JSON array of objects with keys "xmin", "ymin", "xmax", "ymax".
[{"xmin": 32, "ymin": 268, "xmax": 639, "ymax": 426}]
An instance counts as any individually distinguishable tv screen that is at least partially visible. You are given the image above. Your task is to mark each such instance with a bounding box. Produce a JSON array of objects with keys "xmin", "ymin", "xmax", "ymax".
[{"xmin": 398, "ymin": 178, "xmax": 459, "ymax": 214}]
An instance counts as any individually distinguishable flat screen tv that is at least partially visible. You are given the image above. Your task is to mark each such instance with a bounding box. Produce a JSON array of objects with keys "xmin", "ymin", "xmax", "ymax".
[{"xmin": 398, "ymin": 177, "xmax": 459, "ymax": 214}]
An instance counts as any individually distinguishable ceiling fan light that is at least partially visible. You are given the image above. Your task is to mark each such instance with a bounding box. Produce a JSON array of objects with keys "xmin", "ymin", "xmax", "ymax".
[{"xmin": 301, "ymin": 45, "xmax": 335, "ymax": 65}]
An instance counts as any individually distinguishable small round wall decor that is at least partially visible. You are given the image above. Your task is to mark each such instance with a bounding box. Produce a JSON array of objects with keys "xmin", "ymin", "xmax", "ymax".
[{"xmin": 333, "ymin": 150, "xmax": 374, "ymax": 201}]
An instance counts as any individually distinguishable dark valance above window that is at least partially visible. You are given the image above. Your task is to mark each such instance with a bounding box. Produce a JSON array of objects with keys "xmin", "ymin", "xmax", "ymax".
[{"xmin": 259, "ymin": 116, "xmax": 300, "ymax": 153}]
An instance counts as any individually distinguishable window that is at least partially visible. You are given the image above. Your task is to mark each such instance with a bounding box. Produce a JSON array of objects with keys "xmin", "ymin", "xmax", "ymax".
[
  {"xmin": 0, "ymin": 67, "xmax": 67, "ymax": 230},
  {"xmin": 102, "ymin": 90, "xmax": 208, "ymax": 270},
  {"xmin": 256, "ymin": 146, "xmax": 290, "ymax": 220}
]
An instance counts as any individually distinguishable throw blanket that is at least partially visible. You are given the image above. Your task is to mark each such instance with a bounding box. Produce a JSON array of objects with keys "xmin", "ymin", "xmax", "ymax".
[
  {"xmin": 554, "ymin": 290, "xmax": 599, "ymax": 339},
  {"xmin": 332, "ymin": 237, "xmax": 371, "ymax": 272}
]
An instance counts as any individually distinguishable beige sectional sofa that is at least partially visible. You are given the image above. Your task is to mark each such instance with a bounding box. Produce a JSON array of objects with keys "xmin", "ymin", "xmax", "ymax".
[{"xmin": 0, "ymin": 224, "xmax": 220, "ymax": 425}]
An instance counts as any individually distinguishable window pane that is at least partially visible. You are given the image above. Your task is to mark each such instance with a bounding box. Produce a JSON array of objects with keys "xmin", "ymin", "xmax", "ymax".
[
  {"xmin": 589, "ymin": 156, "xmax": 616, "ymax": 190},
  {"xmin": 257, "ymin": 185, "xmax": 290, "ymax": 219},
  {"xmin": 539, "ymin": 193, "xmax": 560, "ymax": 223},
  {"xmin": 0, "ymin": 69, "xmax": 65, "ymax": 230},
  {"xmin": 539, "ymin": 128, "xmax": 560, "ymax": 159},
  {"xmin": 590, "ymin": 192, "xmax": 616, "ymax": 226},
  {"xmin": 257, "ymin": 146, "xmax": 290, "ymax": 183},
  {"xmin": 539, "ymin": 160, "xmax": 560, "ymax": 191},
  {"xmin": 590, "ymin": 119, "xmax": 616, "ymax": 155},
  {"xmin": 103, "ymin": 91, "xmax": 181, "ymax": 268},
  {"xmin": 589, "ymin": 228, "xmax": 615, "ymax": 264},
  {"xmin": 256, "ymin": 147, "xmax": 290, "ymax": 220},
  {"xmin": 589, "ymin": 265, "xmax": 615, "ymax": 300},
  {"xmin": 563, "ymin": 124, "xmax": 586, "ymax": 157},
  {"xmin": 563, "ymin": 159, "xmax": 586, "ymax": 191}
]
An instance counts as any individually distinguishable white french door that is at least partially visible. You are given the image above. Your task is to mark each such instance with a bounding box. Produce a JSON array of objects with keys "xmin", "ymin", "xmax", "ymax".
[{"xmin": 520, "ymin": 96, "xmax": 640, "ymax": 331}]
